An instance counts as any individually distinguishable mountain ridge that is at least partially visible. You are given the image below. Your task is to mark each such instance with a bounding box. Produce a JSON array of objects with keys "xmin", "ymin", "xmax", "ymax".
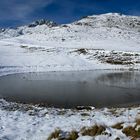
[{"xmin": 0, "ymin": 13, "xmax": 139, "ymax": 46}]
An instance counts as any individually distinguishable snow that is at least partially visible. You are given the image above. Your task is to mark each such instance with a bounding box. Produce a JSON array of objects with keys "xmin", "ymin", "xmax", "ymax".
[
  {"xmin": 0, "ymin": 99, "xmax": 139, "ymax": 140},
  {"xmin": 0, "ymin": 13, "xmax": 140, "ymax": 76},
  {"xmin": 0, "ymin": 13, "xmax": 140, "ymax": 139}
]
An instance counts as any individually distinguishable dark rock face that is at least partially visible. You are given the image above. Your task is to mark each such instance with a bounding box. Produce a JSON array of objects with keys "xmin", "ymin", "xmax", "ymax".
[
  {"xmin": 0, "ymin": 28, "xmax": 5, "ymax": 33},
  {"xmin": 28, "ymin": 19, "xmax": 57, "ymax": 28}
]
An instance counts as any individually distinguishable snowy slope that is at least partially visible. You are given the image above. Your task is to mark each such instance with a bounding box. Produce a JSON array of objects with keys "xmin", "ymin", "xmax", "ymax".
[{"xmin": 0, "ymin": 13, "xmax": 140, "ymax": 76}]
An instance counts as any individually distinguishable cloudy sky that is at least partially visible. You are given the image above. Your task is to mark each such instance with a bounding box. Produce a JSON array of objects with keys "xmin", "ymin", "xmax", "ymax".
[{"xmin": 0, "ymin": 0, "xmax": 140, "ymax": 28}]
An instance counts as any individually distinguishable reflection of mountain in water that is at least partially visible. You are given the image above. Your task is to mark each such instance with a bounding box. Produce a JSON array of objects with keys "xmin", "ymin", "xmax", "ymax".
[
  {"xmin": 0, "ymin": 71, "xmax": 140, "ymax": 108},
  {"xmin": 96, "ymin": 72, "xmax": 140, "ymax": 89}
]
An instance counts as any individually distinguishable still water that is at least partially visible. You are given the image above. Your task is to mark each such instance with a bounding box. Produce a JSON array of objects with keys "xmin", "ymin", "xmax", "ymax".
[{"xmin": 0, "ymin": 70, "xmax": 140, "ymax": 108}]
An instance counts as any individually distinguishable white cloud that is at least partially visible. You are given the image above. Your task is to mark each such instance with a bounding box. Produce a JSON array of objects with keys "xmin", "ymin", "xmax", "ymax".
[{"xmin": 0, "ymin": 0, "xmax": 54, "ymax": 21}]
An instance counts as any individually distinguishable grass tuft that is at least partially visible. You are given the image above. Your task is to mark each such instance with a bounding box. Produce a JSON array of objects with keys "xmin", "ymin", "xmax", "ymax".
[
  {"xmin": 81, "ymin": 125, "xmax": 105, "ymax": 136},
  {"xmin": 47, "ymin": 129, "xmax": 61, "ymax": 140},
  {"xmin": 47, "ymin": 129, "xmax": 79, "ymax": 140},
  {"xmin": 122, "ymin": 126, "xmax": 140, "ymax": 139},
  {"xmin": 66, "ymin": 131, "xmax": 79, "ymax": 140},
  {"xmin": 112, "ymin": 122, "xmax": 124, "ymax": 130}
]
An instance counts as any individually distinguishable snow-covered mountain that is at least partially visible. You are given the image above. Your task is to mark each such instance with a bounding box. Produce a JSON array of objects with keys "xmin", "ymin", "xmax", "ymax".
[
  {"xmin": 0, "ymin": 13, "xmax": 140, "ymax": 39},
  {"xmin": 0, "ymin": 13, "xmax": 140, "ymax": 76},
  {"xmin": 0, "ymin": 19, "xmax": 57, "ymax": 39},
  {"xmin": 74, "ymin": 13, "xmax": 140, "ymax": 31}
]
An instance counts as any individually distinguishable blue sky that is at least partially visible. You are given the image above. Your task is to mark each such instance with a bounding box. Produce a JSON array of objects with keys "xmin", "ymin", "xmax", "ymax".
[{"xmin": 0, "ymin": 0, "xmax": 140, "ymax": 28}]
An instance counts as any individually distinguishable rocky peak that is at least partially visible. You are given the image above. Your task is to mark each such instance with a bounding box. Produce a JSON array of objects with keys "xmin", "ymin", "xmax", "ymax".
[{"xmin": 28, "ymin": 19, "xmax": 57, "ymax": 28}]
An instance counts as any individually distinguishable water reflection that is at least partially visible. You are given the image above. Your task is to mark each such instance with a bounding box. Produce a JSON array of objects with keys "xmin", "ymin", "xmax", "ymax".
[
  {"xmin": 96, "ymin": 72, "xmax": 140, "ymax": 89},
  {"xmin": 0, "ymin": 71, "xmax": 140, "ymax": 108}
]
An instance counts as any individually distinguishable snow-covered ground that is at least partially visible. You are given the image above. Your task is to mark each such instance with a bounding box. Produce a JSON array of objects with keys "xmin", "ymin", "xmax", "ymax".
[
  {"xmin": 0, "ymin": 13, "xmax": 140, "ymax": 139},
  {"xmin": 0, "ymin": 99, "xmax": 140, "ymax": 140}
]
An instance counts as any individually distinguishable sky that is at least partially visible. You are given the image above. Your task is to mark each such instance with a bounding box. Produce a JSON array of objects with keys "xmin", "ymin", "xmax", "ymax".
[{"xmin": 0, "ymin": 0, "xmax": 140, "ymax": 28}]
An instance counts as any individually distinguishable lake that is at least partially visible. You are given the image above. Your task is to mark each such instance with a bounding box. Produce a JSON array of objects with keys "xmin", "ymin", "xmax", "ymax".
[{"xmin": 0, "ymin": 70, "xmax": 140, "ymax": 108}]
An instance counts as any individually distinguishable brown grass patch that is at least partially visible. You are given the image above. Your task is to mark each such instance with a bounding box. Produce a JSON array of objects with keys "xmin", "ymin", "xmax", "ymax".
[
  {"xmin": 136, "ymin": 119, "xmax": 140, "ymax": 126},
  {"xmin": 112, "ymin": 122, "xmax": 124, "ymax": 130},
  {"xmin": 47, "ymin": 129, "xmax": 79, "ymax": 140},
  {"xmin": 66, "ymin": 131, "xmax": 79, "ymax": 140},
  {"xmin": 122, "ymin": 126, "xmax": 140, "ymax": 139},
  {"xmin": 47, "ymin": 129, "xmax": 61, "ymax": 140},
  {"xmin": 81, "ymin": 125, "xmax": 106, "ymax": 136}
]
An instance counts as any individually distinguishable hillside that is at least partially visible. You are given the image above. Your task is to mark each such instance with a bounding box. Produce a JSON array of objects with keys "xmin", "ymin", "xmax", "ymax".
[{"xmin": 0, "ymin": 13, "xmax": 140, "ymax": 76}]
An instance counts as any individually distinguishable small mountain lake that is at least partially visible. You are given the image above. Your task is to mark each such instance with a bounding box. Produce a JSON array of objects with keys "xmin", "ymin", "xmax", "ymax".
[{"xmin": 0, "ymin": 70, "xmax": 140, "ymax": 108}]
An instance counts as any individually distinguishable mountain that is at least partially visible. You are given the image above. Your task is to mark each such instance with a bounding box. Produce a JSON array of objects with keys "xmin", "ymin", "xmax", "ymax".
[
  {"xmin": 0, "ymin": 19, "xmax": 57, "ymax": 39},
  {"xmin": 74, "ymin": 13, "xmax": 140, "ymax": 31},
  {"xmin": 0, "ymin": 13, "xmax": 140, "ymax": 76},
  {"xmin": 0, "ymin": 13, "xmax": 139, "ymax": 40}
]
